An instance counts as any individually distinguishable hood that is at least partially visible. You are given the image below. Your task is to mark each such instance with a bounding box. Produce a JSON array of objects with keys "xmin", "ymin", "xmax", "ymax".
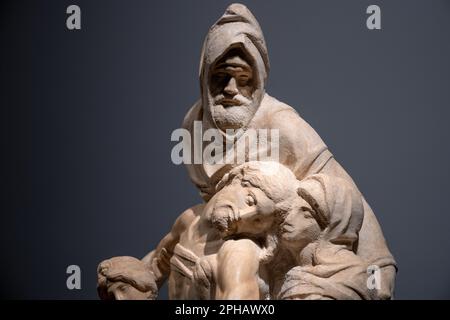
[
  {"xmin": 297, "ymin": 174, "xmax": 364, "ymax": 252},
  {"xmin": 199, "ymin": 3, "xmax": 270, "ymax": 129}
]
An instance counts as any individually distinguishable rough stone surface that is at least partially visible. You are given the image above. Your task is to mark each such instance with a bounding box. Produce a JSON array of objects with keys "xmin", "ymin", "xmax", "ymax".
[{"xmin": 97, "ymin": 3, "xmax": 396, "ymax": 300}]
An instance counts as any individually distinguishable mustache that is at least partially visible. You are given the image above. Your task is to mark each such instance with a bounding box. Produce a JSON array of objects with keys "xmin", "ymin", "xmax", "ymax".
[{"xmin": 213, "ymin": 94, "xmax": 252, "ymax": 106}]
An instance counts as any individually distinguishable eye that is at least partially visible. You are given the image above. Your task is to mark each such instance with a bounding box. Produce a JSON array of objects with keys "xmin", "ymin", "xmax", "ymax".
[
  {"xmin": 245, "ymin": 193, "xmax": 256, "ymax": 206},
  {"xmin": 213, "ymin": 72, "xmax": 227, "ymax": 81},
  {"xmin": 302, "ymin": 209, "xmax": 314, "ymax": 220},
  {"xmin": 241, "ymin": 181, "xmax": 251, "ymax": 187},
  {"xmin": 118, "ymin": 284, "xmax": 129, "ymax": 292},
  {"xmin": 237, "ymin": 74, "xmax": 250, "ymax": 85}
]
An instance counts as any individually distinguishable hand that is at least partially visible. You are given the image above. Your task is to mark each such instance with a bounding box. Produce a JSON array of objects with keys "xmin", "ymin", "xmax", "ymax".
[{"xmin": 97, "ymin": 256, "xmax": 158, "ymax": 300}]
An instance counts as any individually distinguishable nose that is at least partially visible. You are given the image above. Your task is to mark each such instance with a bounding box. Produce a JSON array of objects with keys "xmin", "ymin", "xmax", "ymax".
[
  {"xmin": 224, "ymin": 77, "xmax": 238, "ymax": 96},
  {"xmin": 114, "ymin": 292, "xmax": 124, "ymax": 300}
]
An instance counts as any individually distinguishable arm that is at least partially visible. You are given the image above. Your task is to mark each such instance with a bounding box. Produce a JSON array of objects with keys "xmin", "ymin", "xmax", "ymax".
[
  {"xmin": 142, "ymin": 205, "xmax": 200, "ymax": 289},
  {"xmin": 215, "ymin": 239, "xmax": 261, "ymax": 299}
]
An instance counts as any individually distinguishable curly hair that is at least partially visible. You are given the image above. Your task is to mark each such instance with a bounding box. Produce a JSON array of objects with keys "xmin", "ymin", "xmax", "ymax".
[{"xmin": 216, "ymin": 161, "xmax": 302, "ymax": 216}]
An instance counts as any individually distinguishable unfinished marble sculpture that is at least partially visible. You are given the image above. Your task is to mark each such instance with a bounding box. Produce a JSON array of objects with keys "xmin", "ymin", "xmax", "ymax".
[{"xmin": 97, "ymin": 3, "xmax": 396, "ymax": 300}]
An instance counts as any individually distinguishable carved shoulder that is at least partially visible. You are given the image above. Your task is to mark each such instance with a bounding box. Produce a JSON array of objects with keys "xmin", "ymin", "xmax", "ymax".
[{"xmin": 172, "ymin": 204, "xmax": 204, "ymax": 235}]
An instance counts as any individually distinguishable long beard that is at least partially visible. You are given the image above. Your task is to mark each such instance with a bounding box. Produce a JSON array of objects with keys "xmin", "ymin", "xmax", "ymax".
[{"xmin": 210, "ymin": 94, "xmax": 258, "ymax": 130}]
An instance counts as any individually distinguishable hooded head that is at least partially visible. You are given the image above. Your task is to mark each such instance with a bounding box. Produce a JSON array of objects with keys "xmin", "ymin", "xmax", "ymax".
[
  {"xmin": 199, "ymin": 3, "xmax": 270, "ymax": 132},
  {"xmin": 297, "ymin": 174, "xmax": 364, "ymax": 252}
]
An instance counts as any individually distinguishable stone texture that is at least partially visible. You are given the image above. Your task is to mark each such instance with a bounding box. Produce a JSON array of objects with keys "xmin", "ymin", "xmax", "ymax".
[{"xmin": 97, "ymin": 3, "xmax": 396, "ymax": 300}]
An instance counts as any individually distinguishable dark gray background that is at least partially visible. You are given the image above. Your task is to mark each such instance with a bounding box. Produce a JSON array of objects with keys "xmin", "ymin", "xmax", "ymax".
[{"xmin": 2, "ymin": 0, "xmax": 450, "ymax": 299}]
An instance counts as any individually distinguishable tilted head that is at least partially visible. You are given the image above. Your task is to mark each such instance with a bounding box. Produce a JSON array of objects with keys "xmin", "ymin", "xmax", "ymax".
[
  {"xmin": 97, "ymin": 256, "xmax": 157, "ymax": 300},
  {"xmin": 205, "ymin": 161, "xmax": 364, "ymax": 260},
  {"xmin": 205, "ymin": 161, "xmax": 305, "ymax": 238},
  {"xmin": 200, "ymin": 3, "xmax": 269, "ymax": 131},
  {"xmin": 205, "ymin": 161, "xmax": 366, "ymax": 269}
]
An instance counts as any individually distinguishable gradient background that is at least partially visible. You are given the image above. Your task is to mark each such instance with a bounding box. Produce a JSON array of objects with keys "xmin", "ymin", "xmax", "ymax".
[{"xmin": 2, "ymin": 0, "xmax": 450, "ymax": 299}]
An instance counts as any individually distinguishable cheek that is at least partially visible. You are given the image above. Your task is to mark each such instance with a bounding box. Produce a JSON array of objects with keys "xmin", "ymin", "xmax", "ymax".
[
  {"xmin": 281, "ymin": 217, "xmax": 320, "ymax": 244},
  {"xmin": 119, "ymin": 286, "xmax": 148, "ymax": 300},
  {"xmin": 254, "ymin": 196, "xmax": 275, "ymax": 216},
  {"xmin": 209, "ymin": 77, "xmax": 225, "ymax": 95},
  {"xmin": 239, "ymin": 85, "xmax": 254, "ymax": 98},
  {"xmin": 301, "ymin": 220, "xmax": 321, "ymax": 240},
  {"xmin": 210, "ymin": 83, "xmax": 222, "ymax": 97},
  {"xmin": 128, "ymin": 289, "xmax": 148, "ymax": 300}
]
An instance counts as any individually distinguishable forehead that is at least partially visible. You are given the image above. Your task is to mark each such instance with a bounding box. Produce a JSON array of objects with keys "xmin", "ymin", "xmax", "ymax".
[
  {"xmin": 216, "ymin": 56, "xmax": 251, "ymax": 69},
  {"xmin": 213, "ymin": 48, "xmax": 253, "ymax": 71}
]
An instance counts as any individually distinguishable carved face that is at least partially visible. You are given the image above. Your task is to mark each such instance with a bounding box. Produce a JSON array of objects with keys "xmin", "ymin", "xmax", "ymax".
[
  {"xmin": 107, "ymin": 281, "xmax": 150, "ymax": 300},
  {"xmin": 97, "ymin": 256, "xmax": 157, "ymax": 301},
  {"xmin": 208, "ymin": 48, "xmax": 259, "ymax": 130},
  {"xmin": 206, "ymin": 179, "xmax": 276, "ymax": 237},
  {"xmin": 207, "ymin": 178, "xmax": 321, "ymax": 253},
  {"xmin": 279, "ymin": 208, "xmax": 321, "ymax": 251},
  {"xmin": 206, "ymin": 161, "xmax": 321, "ymax": 252}
]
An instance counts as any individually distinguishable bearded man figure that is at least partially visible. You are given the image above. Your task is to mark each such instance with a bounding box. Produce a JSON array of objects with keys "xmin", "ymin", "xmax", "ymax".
[{"xmin": 97, "ymin": 3, "xmax": 397, "ymax": 300}]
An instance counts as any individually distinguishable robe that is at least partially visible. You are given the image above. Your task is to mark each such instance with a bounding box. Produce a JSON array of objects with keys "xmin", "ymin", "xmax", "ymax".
[{"xmin": 182, "ymin": 3, "xmax": 396, "ymax": 299}]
